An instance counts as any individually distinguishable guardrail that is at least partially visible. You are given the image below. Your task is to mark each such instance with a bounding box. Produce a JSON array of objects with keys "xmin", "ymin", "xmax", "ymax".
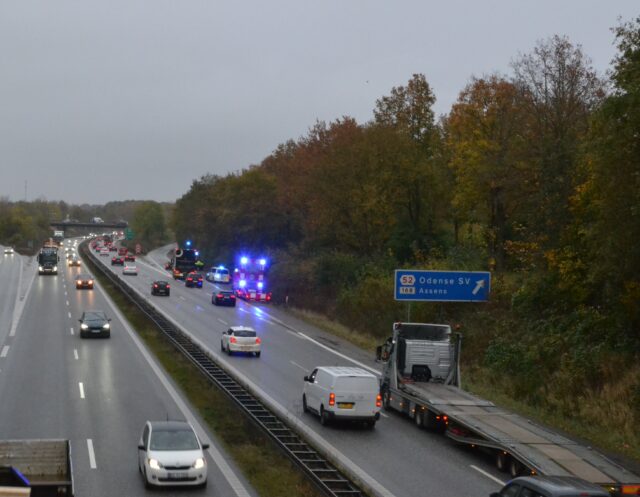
[{"xmin": 80, "ymin": 242, "xmax": 365, "ymax": 497}]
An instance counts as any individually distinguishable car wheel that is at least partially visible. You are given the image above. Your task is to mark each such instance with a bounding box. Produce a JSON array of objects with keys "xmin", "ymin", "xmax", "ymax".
[
  {"xmin": 382, "ymin": 388, "xmax": 391, "ymax": 410},
  {"xmin": 414, "ymin": 410, "xmax": 423, "ymax": 428},
  {"xmin": 80, "ymin": 330, "xmax": 86, "ymax": 339},
  {"xmin": 143, "ymin": 468, "xmax": 152, "ymax": 489},
  {"xmin": 509, "ymin": 458, "xmax": 523, "ymax": 478},
  {"xmin": 227, "ymin": 346, "xmax": 232, "ymax": 356},
  {"xmin": 320, "ymin": 406, "xmax": 330, "ymax": 426},
  {"xmin": 302, "ymin": 394, "xmax": 309, "ymax": 413},
  {"xmin": 365, "ymin": 419, "xmax": 376, "ymax": 430},
  {"xmin": 220, "ymin": 341, "xmax": 224, "ymax": 352},
  {"xmin": 105, "ymin": 331, "xmax": 111, "ymax": 338},
  {"xmin": 255, "ymin": 352, "xmax": 261, "ymax": 358}
]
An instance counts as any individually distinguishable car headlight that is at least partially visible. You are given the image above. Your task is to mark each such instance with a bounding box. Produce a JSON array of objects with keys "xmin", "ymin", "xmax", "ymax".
[
  {"xmin": 53, "ymin": 266, "xmax": 58, "ymax": 271},
  {"xmin": 80, "ymin": 324, "xmax": 89, "ymax": 330},
  {"xmin": 102, "ymin": 323, "xmax": 110, "ymax": 330},
  {"xmin": 148, "ymin": 458, "xmax": 162, "ymax": 470},
  {"xmin": 193, "ymin": 458, "xmax": 205, "ymax": 469},
  {"xmin": 39, "ymin": 266, "xmax": 43, "ymax": 271}
]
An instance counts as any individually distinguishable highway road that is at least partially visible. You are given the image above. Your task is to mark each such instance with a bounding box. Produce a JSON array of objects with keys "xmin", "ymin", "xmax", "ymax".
[
  {"xmin": 93, "ymin": 243, "xmax": 508, "ymax": 497},
  {"xmin": 0, "ymin": 241, "xmax": 256, "ymax": 497}
]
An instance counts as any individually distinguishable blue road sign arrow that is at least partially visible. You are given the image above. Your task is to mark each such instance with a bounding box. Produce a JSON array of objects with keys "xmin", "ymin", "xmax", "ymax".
[{"xmin": 394, "ymin": 270, "xmax": 491, "ymax": 302}]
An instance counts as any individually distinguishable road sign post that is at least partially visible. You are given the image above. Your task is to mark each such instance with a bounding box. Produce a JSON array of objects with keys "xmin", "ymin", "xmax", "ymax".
[
  {"xmin": 394, "ymin": 270, "xmax": 491, "ymax": 302},
  {"xmin": 135, "ymin": 243, "xmax": 142, "ymax": 255}
]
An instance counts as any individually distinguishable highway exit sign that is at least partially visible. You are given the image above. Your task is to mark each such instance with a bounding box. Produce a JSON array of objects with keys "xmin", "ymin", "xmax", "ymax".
[{"xmin": 395, "ymin": 270, "xmax": 491, "ymax": 302}]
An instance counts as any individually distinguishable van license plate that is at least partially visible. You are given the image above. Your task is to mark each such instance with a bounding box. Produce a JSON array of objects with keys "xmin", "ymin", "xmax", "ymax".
[{"xmin": 338, "ymin": 403, "xmax": 354, "ymax": 409}]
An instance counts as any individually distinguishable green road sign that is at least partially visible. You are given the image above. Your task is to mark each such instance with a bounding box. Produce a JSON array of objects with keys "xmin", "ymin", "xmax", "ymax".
[{"xmin": 125, "ymin": 228, "xmax": 134, "ymax": 240}]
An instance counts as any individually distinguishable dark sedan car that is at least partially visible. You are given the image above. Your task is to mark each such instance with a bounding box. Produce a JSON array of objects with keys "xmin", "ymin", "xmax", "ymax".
[
  {"xmin": 111, "ymin": 256, "xmax": 124, "ymax": 266},
  {"xmin": 151, "ymin": 281, "xmax": 170, "ymax": 296},
  {"xmin": 79, "ymin": 310, "xmax": 111, "ymax": 338},
  {"xmin": 124, "ymin": 254, "xmax": 136, "ymax": 262},
  {"xmin": 213, "ymin": 291, "xmax": 236, "ymax": 307},
  {"xmin": 75, "ymin": 274, "xmax": 94, "ymax": 289},
  {"xmin": 185, "ymin": 272, "xmax": 203, "ymax": 288}
]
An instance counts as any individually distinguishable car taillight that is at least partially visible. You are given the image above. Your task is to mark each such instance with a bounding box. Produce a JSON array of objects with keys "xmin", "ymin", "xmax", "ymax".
[
  {"xmin": 329, "ymin": 393, "xmax": 335, "ymax": 406},
  {"xmin": 166, "ymin": 284, "xmax": 170, "ymax": 288},
  {"xmin": 216, "ymin": 293, "xmax": 223, "ymax": 298},
  {"xmin": 230, "ymin": 337, "xmax": 237, "ymax": 343},
  {"xmin": 376, "ymin": 394, "xmax": 382, "ymax": 407},
  {"xmin": 230, "ymin": 295, "xmax": 236, "ymax": 299},
  {"xmin": 255, "ymin": 337, "xmax": 261, "ymax": 344},
  {"xmin": 153, "ymin": 284, "xmax": 158, "ymax": 288}
]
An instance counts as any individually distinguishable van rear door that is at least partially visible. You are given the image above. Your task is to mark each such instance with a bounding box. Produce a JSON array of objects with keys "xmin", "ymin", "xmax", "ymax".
[{"xmin": 333, "ymin": 376, "xmax": 379, "ymax": 414}]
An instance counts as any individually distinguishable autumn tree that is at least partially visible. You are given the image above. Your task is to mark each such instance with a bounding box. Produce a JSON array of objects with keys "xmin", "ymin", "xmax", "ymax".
[{"xmin": 511, "ymin": 36, "xmax": 606, "ymax": 247}]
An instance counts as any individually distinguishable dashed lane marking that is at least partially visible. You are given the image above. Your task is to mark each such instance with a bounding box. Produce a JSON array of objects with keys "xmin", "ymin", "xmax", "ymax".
[
  {"xmin": 70, "ymin": 327, "xmax": 74, "ymax": 335},
  {"xmin": 79, "ymin": 382, "xmax": 85, "ymax": 399},
  {"xmin": 74, "ymin": 349, "xmax": 78, "ymax": 360},
  {"xmin": 470, "ymin": 465, "xmax": 504, "ymax": 486},
  {"xmin": 290, "ymin": 360, "xmax": 307, "ymax": 372},
  {"xmin": 68, "ymin": 312, "xmax": 72, "ymax": 319},
  {"xmin": 217, "ymin": 318, "xmax": 228, "ymax": 325},
  {"xmin": 0, "ymin": 346, "xmax": 9, "ymax": 358},
  {"xmin": 87, "ymin": 439, "xmax": 97, "ymax": 469}
]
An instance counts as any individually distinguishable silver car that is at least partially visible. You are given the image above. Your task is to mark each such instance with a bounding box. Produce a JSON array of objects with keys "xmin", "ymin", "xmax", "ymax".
[{"xmin": 138, "ymin": 421, "xmax": 208, "ymax": 488}]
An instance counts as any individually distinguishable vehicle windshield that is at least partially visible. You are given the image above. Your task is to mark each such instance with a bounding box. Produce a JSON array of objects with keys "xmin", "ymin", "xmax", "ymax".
[
  {"xmin": 77, "ymin": 274, "xmax": 91, "ymax": 280},
  {"xmin": 150, "ymin": 429, "xmax": 199, "ymax": 451},
  {"xmin": 83, "ymin": 312, "xmax": 106, "ymax": 321}
]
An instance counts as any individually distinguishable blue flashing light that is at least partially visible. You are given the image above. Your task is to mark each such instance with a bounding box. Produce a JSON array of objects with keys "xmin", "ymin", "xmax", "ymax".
[
  {"xmin": 195, "ymin": 251, "xmax": 199, "ymax": 257},
  {"xmin": 239, "ymin": 280, "xmax": 247, "ymax": 288},
  {"xmin": 240, "ymin": 256, "xmax": 249, "ymax": 265},
  {"xmin": 257, "ymin": 282, "xmax": 264, "ymax": 290},
  {"xmin": 186, "ymin": 240, "xmax": 192, "ymax": 247},
  {"xmin": 259, "ymin": 258, "xmax": 267, "ymax": 266}
]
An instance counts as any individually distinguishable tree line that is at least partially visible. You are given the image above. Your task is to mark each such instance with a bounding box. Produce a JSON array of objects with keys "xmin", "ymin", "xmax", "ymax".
[{"xmin": 172, "ymin": 21, "xmax": 640, "ymax": 458}]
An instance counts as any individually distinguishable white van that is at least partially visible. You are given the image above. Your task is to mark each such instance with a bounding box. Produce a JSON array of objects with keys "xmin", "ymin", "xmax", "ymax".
[{"xmin": 302, "ymin": 366, "xmax": 381, "ymax": 428}]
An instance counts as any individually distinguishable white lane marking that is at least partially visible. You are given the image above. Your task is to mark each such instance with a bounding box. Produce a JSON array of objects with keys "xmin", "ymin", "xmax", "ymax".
[
  {"xmin": 179, "ymin": 295, "xmax": 186, "ymax": 301},
  {"xmin": 296, "ymin": 332, "xmax": 380, "ymax": 376},
  {"xmin": 70, "ymin": 327, "xmax": 74, "ymax": 335},
  {"xmin": 9, "ymin": 255, "xmax": 36, "ymax": 337},
  {"xmin": 79, "ymin": 382, "xmax": 85, "ymax": 399},
  {"xmin": 470, "ymin": 465, "xmax": 504, "ymax": 486},
  {"xmin": 380, "ymin": 412, "xmax": 389, "ymax": 418},
  {"xmin": 64, "ymin": 290, "xmax": 67, "ymax": 296},
  {"xmin": 66, "ymin": 300, "xmax": 69, "ymax": 306},
  {"xmin": 92, "ymin": 268, "xmax": 252, "ymax": 497},
  {"xmin": 217, "ymin": 318, "xmax": 228, "ymax": 325},
  {"xmin": 87, "ymin": 439, "xmax": 97, "ymax": 469},
  {"xmin": 68, "ymin": 312, "xmax": 72, "ymax": 319},
  {"xmin": 290, "ymin": 360, "xmax": 307, "ymax": 372},
  {"xmin": 0, "ymin": 346, "xmax": 9, "ymax": 358},
  {"xmin": 238, "ymin": 307, "xmax": 247, "ymax": 313},
  {"xmin": 74, "ymin": 349, "xmax": 79, "ymax": 360}
]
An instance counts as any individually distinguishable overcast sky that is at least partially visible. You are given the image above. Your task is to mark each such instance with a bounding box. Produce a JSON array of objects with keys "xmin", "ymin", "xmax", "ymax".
[{"xmin": 1, "ymin": 1, "xmax": 637, "ymax": 205}]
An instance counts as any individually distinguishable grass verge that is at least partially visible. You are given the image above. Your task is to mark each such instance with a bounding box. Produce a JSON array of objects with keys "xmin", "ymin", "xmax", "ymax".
[
  {"xmin": 83, "ymin": 252, "xmax": 324, "ymax": 497},
  {"xmin": 286, "ymin": 307, "xmax": 379, "ymax": 352}
]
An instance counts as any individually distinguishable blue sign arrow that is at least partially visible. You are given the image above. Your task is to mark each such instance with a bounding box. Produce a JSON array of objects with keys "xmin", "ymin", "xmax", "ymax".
[{"xmin": 394, "ymin": 270, "xmax": 491, "ymax": 302}]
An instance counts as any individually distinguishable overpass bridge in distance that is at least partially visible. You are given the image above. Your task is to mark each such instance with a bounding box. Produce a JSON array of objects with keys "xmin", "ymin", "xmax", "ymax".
[{"xmin": 50, "ymin": 221, "xmax": 129, "ymax": 230}]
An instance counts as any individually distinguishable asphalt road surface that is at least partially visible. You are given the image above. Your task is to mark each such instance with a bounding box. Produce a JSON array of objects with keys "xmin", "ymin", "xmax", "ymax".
[{"xmin": 0, "ymin": 241, "xmax": 257, "ymax": 497}]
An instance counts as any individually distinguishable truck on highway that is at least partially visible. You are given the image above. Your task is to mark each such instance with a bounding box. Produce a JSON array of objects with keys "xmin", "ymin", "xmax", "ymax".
[
  {"xmin": 377, "ymin": 322, "xmax": 640, "ymax": 496},
  {"xmin": 169, "ymin": 246, "xmax": 199, "ymax": 280},
  {"xmin": 232, "ymin": 255, "xmax": 272, "ymax": 302},
  {"xmin": 0, "ymin": 439, "xmax": 74, "ymax": 496},
  {"xmin": 37, "ymin": 247, "xmax": 59, "ymax": 275}
]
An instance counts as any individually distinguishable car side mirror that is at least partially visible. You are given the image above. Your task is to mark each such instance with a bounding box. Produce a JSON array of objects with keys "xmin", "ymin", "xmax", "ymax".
[
  {"xmin": 108, "ymin": 319, "xmax": 112, "ymax": 322},
  {"xmin": 138, "ymin": 444, "xmax": 145, "ymax": 451},
  {"xmin": 201, "ymin": 443, "xmax": 210, "ymax": 450},
  {"xmin": 304, "ymin": 376, "xmax": 310, "ymax": 382}
]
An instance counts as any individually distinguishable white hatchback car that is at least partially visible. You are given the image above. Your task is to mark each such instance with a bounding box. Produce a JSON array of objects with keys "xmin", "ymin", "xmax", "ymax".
[
  {"xmin": 123, "ymin": 264, "xmax": 138, "ymax": 275},
  {"xmin": 138, "ymin": 421, "xmax": 208, "ymax": 488},
  {"xmin": 221, "ymin": 326, "xmax": 261, "ymax": 357}
]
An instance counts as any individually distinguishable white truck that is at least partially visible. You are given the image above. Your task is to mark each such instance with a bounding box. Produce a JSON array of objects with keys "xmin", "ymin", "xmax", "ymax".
[
  {"xmin": 377, "ymin": 322, "xmax": 640, "ymax": 496},
  {"xmin": 0, "ymin": 439, "xmax": 74, "ymax": 496}
]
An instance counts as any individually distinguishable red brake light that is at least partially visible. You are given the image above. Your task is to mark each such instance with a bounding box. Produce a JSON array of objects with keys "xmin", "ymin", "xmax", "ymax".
[
  {"xmin": 376, "ymin": 394, "xmax": 382, "ymax": 408},
  {"xmin": 166, "ymin": 284, "xmax": 170, "ymax": 288},
  {"xmin": 153, "ymin": 284, "xmax": 158, "ymax": 288},
  {"xmin": 255, "ymin": 337, "xmax": 261, "ymax": 344},
  {"xmin": 216, "ymin": 293, "xmax": 223, "ymax": 298},
  {"xmin": 230, "ymin": 337, "xmax": 237, "ymax": 343},
  {"xmin": 230, "ymin": 294, "xmax": 236, "ymax": 299},
  {"xmin": 329, "ymin": 393, "xmax": 335, "ymax": 406}
]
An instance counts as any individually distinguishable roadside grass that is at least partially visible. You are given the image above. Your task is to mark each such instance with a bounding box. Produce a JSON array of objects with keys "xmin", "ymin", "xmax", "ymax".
[
  {"xmin": 286, "ymin": 307, "xmax": 379, "ymax": 352},
  {"xmin": 83, "ymin": 253, "xmax": 324, "ymax": 497}
]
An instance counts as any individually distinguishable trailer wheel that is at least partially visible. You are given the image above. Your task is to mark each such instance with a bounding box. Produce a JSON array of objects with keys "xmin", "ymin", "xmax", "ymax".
[
  {"xmin": 496, "ymin": 451, "xmax": 509, "ymax": 472},
  {"xmin": 382, "ymin": 389, "xmax": 392, "ymax": 411},
  {"xmin": 414, "ymin": 410, "xmax": 423, "ymax": 429},
  {"xmin": 320, "ymin": 406, "xmax": 330, "ymax": 426},
  {"xmin": 509, "ymin": 458, "xmax": 523, "ymax": 478},
  {"xmin": 302, "ymin": 395, "xmax": 309, "ymax": 413}
]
